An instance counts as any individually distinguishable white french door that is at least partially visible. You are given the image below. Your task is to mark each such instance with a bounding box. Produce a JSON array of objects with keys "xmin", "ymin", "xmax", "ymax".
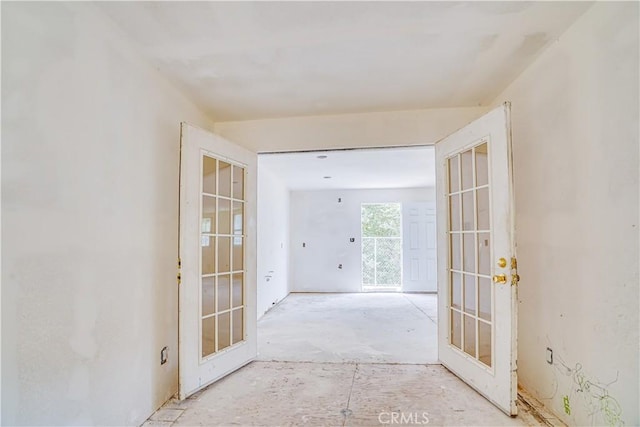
[
  {"xmin": 178, "ymin": 123, "xmax": 257, "ymax": 399},
  {"xmin": 436, "ymin": 103, "xmax": 518, "ymax": 415}
]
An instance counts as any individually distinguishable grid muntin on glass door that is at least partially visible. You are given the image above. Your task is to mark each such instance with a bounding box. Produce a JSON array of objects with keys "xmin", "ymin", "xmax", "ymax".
[
  {"xmin": 447, "ymin": 141, "xmax": 494, "ymax": 369},
  {"xmin": 200, "ymin": 153, "xmax": 246, "ymax": 360}
]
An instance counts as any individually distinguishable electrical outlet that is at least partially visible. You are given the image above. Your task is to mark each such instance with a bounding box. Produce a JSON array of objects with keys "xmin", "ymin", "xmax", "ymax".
[
  {"xmin": 161, "ymin": 346, "xmax": 168, "ymax": 365},
  {"xmin": 338, "ymin": 264, "xmax": 343, "ymax": 269},
  {"xmin": 350, "ymin": 238, "xmax": 355, "ymax": 242},
  {"xmin": 546, "ymin": 347, "xmax": 553, "ymax": 364}
]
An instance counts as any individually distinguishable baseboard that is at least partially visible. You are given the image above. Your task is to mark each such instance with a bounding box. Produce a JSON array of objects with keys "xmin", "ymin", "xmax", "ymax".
[
  {"xmin": 258, "ymin": 293, "xmax": 290, "ymax": 320},
  {"xmin": 518, "ymin": 387, "xmax": 566, "ymax": 426},
  {"xmin": 402, "ymin": 291, "xmax": 437, "ymax": 294}
]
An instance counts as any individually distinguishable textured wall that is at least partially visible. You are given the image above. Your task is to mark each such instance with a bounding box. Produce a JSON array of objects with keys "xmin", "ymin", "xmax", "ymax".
[
  {"xmin": 257, "ymin": 163, "xmax": 290, "ymax": 318},
  {"xmin": 492, "ymin": 3, "xmax": 639, "ymax": 425},
  {"xmin": 290, "ymin": 188, "xmax": 434, "ymax": 293},
  {"xmin": 2, "ymin": 3, "xmax": 214, "ymax": 425},
  {"xmin": 214, "ymin": 107, "xmax": 487, "ymax": 153}
]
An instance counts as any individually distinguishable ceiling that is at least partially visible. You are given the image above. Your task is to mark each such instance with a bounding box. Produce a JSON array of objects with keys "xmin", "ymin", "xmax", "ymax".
[
  {"xmin": 98, "ymin": 1, "xmax": 591, "ymax": 122},
  {"xmin": 259, "ymin": 146, "xmax": 434, "ymax": 191}
]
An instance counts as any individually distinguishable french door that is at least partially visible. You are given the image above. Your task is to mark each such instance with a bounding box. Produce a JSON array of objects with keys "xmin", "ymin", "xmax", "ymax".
[
  {"xmin": 178, "ymin": 123, "xmax": 257, "ymax": 399},
  {"xmin": 436, "ymin": 103, "xmax": 518, "ymax": 415}
]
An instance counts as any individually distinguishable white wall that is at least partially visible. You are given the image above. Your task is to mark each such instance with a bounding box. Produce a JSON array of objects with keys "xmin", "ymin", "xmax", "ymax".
[
  {"xmin": 256, "ymin": 163, "xmax": 290, "ymax": 319},
  {"xmin": 214, "ymin": 107, "xmax": 487, "ymax": 152},
  {"xmin": 2, "ymin": 3, "xmax": 214, "ymax": 426},
  {"xmin": 4, "ymin": 2, "xmax": 637, "ymax": 426},
  {"xmin": 492, "ymin": 3, "xmax": 639, "ymax": 426},
  {"xmin": 290, "ymin": 188, "xmax": 434, "ymax": 293}
]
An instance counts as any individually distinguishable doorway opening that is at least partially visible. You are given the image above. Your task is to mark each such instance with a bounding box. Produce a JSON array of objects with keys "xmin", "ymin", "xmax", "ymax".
[
  {"xmin": 361, "ymin": 202, "xmax": 403, "ymax": 291},
  {"xmin": 255, "ymin": 145, "xmax": 438, "ymax": 365},
  {"xmin": 179, "ymin": 104, "xmax": 518, "ymax": 419}
]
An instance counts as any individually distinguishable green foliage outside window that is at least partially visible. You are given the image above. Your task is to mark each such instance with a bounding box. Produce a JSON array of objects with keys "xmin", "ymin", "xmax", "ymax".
[
  {"xmin": 361, "ymin": 203, "xmax": 401, "ymax": 237},
  {"xmin": 361, "ymin": 203, "xmax": 402, "ymax": 286}
]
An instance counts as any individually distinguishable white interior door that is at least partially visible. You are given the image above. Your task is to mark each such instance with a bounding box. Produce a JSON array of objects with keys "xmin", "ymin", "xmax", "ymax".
[
  {"xmin": 402, "ymin": 202, "xmax": 437, "ymax": 292},
  {"xmin": 179, "ymin": 123, "xmax": 257, "ymax": 399},
  {"xmin": 436, "ymin": 103, "xmax": 518, "ymax": 415}
]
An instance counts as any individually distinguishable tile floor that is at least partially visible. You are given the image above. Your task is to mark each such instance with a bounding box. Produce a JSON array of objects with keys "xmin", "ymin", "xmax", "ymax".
[{"xmin": 143, "ymin": 293, "xmax": 542, "ymax": 426}]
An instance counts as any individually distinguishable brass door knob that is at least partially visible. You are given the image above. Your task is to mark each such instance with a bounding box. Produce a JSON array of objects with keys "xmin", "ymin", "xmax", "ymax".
[
  {"xmin": 493, "ymin": 274, "xmax": 507, "ymax": 284},
  {"xmin": 497, "ymin": 258, "xmax": 507, "ymax": 268}
]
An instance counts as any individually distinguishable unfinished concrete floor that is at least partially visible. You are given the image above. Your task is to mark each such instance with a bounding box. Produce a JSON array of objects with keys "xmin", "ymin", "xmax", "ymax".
[
  {"xmin": 144, "ymin": 293, "xmax": 541, "ymax": 426},
  {"xmin": 258, "ymin": 293, "xmax": 438, "ymax": 364}
]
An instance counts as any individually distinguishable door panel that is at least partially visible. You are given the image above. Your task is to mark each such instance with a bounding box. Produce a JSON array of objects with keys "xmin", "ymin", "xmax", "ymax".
[
  {"xmin": 402, "ymin": 202, "xmax": 437, "ymax": 292},
  {"xmin": 426, "ymin": 207, "xmax": 437, "ymax": 284},
  {"xmin": 436, "ymin": 103, "xmax": 517, "ymax": 415},
  {"xmin": 179, "ymin": 123, "xmax": 257, "ymax": 399}
]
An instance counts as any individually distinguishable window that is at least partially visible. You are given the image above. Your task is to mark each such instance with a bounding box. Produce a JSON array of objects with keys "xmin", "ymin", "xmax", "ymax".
[{"xmin": 361, "ymin": 203, "xmax": 402, "ymax": 290}]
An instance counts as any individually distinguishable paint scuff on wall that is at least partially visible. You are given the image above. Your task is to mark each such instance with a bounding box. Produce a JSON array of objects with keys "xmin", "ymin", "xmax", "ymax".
[{"xmin": 546, "ymin": 353, "xmax": 624, "ymax": 427}]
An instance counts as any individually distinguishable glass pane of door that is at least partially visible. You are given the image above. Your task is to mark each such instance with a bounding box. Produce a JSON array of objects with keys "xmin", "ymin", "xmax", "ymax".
[
  {"xmin": 200, "ymin": 154, "xmax": 246, "ymax": 359},
  {"xmin": 447, "ymin": 143, "xmax": 494, "ymax": 368}
]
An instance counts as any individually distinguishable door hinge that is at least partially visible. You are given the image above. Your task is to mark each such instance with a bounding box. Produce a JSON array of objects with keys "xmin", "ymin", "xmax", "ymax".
[
  {"xmin": 177, "ymin": 258, "xmax": 182, "ymax": 286},
  {"xmin": 511, "ymin": 257, "xmax": 520, "ymax": 286}
]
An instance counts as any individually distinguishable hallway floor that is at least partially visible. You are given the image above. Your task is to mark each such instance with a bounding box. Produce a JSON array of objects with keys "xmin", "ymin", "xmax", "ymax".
[{"xmin": 144, "ymin": 293, "xmax": 541, "ymax": 426}]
